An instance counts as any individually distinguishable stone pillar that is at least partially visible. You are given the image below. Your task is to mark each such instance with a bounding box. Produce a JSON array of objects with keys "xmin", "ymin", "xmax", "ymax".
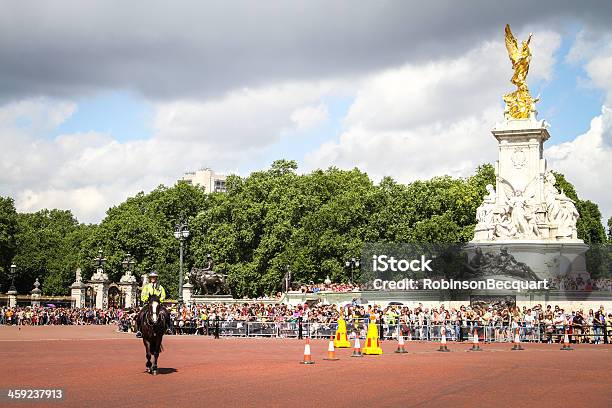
[
  {"xmin": 7, "ymin": 288, "xmax": 17, "ymax": 308},
  {"xmin": 89, "ymin": 267, "xmax": 110, "ymax": 309},
  {"xmin": 182, "ymin": 282, "xmax": 194, "ymax": 305},
  {"xmin": 30, "ymin": 278, "xmax": 42, "ymax": 307},
  {"xmin": 70, "ymin": 268, "xmax": 86, "ymax": 308},
  {"xmin": 119, "ymin": 270, "xmax": 139, "ymax": 309},
  {"xmin": 71, "ymin": 282, "xmax": 86, "ymax": 308}
]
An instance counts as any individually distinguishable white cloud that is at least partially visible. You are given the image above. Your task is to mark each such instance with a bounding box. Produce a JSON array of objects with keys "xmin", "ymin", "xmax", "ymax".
[
  {"xmin": 305, "ymin": 31, "xmax": 561, "ymax": 184},
  {"xmin": 152, "ymin": 81, "xmax": 342, "ymax": 147},
  {"xmin": 566, "ymin": 29, "xmax": 612, "ymax": 103},
  {"xmin": 290, "ymin": 103, "xmax": 328, "ymax": 131},
  {"xmin": 0, "ymin": 81, "xmax": 347, "ymax": 223},
  {"xmin": 0, "ymin": 98, "xmax": 76, "ymax": 132},
  {"xmin": 547, "ymin": 106, "xmax": 612, "ymax": 220}
]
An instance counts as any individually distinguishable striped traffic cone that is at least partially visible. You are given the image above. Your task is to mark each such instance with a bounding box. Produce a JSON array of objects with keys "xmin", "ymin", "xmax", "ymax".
[
  {"xmin": 324, "ymin": 336, "xmax": 339, "ymax": 360},
  {"xmin": 351, "ymin": 335, "xmax": 363, "ymax": 357},
  {"xmin": 395, "ymin": 334, "xmax": 408, "ymax": 354},
  {"xmin": 511, "ymin": 328, "xmax": 524, "ymax": 351},
  {"xmin": 469, "ymin": 328, "xmax": 482, "ymax": 351},
  {"xmin": 300, "ymin": 338, "xmax": 315, "ymax": 364},
  {"xmin": 437, "ymin": 327, "xmax": 450, "ymax": 352},
  {"xmin": 560, "ymin": 329, "xmax": 573, "ymax": 351}
]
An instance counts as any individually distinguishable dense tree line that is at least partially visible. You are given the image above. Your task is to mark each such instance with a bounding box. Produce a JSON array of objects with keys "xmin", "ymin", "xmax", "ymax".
[{"xmin": 0, "ymin": 161, "xmax": 610, "ymax": 298}]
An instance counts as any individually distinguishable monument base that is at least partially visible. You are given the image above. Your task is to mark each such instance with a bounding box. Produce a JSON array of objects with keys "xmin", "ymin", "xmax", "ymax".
[{"xmin": 465, "ymin": 240, "xmax": 589, "ymax": 281}]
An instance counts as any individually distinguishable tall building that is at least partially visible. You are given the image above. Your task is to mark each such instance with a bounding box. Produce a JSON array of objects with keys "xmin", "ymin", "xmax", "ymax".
[{"xmin": 181, "ymin": 168, "xmax": 227, "ymax": 193}]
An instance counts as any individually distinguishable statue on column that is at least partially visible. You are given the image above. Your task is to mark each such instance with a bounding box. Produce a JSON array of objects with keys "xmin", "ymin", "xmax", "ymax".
[
  {"xmin": 476, "ymin": 184, "xmax": 496, "ymax": 225},
  {"xmin": 474, "ymin": 184, "xmax": 497, "ymax": 240},
  {"xmin": 556, "ymin": 192, "xmax": 580, "ymax": 239},
  {"xmin": 503, "ymin": 24, "xmax": 538, "ymax": 119}
]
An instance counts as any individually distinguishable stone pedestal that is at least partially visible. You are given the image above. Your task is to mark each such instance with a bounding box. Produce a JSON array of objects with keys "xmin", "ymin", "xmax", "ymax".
[
  {"xmin": 492, "ymin": 118, "xmax": 550, "ymax": 200},
  {"xmin": 89, "ymin": 267, "xmax": 110, "ymax": 309},
  {"xmin": 30, "ymin": 278, "xmax": 42, "ymax": 307},
  {"xmin": 7, "ymin": 289, "xmax": 17, "ymax": 308},
  {"xmin": 182, "ymin": 283, "xmax": 194, "ymax": 305}
]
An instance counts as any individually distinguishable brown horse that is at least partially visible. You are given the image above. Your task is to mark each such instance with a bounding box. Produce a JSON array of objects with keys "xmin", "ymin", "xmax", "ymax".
[{"xmin": 140, "ymin": 294, "xmax": 169, "ymax": 375}]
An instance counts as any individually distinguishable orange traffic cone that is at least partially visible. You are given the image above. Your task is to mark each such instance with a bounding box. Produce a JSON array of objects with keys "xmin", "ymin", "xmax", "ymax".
[
  {"xmin": 437, "ymin": 327, "xmax": 450, "ymax": 352},
  {"xmin": 300, "ymin": 338, "xmax": 315, "ymax": 364},
  {"xmin": 560, "ymin": 329, "xmax": 573, "ymax": 351},
  {"xmin": 469, "ymin": 328, "xmax": 482, "ymax": 351},
  {"xmin": 395, "ymin": 333, "xmax": 408, "ymax": 354},
  {"xmin": 511, "ymin": 328, "xmax": 524, "ymax": 351},
  {"xmin": 324, "ymin": 336, "xmax": 339, "ymax": 360},
  {"xmin": 351, "ymin": 335, "xmax": 363, "ymax": 357}
]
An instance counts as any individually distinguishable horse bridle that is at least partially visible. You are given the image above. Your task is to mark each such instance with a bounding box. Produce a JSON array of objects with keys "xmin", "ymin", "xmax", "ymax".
[{"xmin": 145, "ymin": 301, "xmax": 164, "ymax": 327}]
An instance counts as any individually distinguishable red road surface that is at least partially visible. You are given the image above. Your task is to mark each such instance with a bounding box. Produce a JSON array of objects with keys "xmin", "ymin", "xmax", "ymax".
[{"xmin": 1, "ymin": 325, "xmax": 611, "ymax": 407}]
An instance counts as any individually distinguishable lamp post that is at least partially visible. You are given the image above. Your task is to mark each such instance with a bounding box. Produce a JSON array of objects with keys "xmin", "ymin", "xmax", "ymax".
[
  {"xmin": 121, "ymin": 253, "xmax": 135, "ymax": 272},
  {"xmin": 174, "ymin": 222, "xmax": 190, "ymax": 303},
  {"xmin": 284, "ymin": 265, "xmax": 291, "ymax": 292},
  {"xmin": 7, "ymin": 263, "xmax": 17, "ymax": 307},
  {"xmin": 9, "ymin": 263, "xmax": 17, "ymax": 292},
  {"xmin": 93, "ymin": 250, "xmax": 106, "ymax": 269},
  {"xmin": 345, "ymin": 257, "xmax": 360, "ymax": 284}
]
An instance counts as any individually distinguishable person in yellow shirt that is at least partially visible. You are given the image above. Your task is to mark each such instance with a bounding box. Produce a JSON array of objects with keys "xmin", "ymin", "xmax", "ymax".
[
  {"xmin": 140, "ymin": 272, "xmax": 166, "ymax": 303},
  {"xmin": 136, "ymin": 272, "xmax": 169, "ymax": 338}
]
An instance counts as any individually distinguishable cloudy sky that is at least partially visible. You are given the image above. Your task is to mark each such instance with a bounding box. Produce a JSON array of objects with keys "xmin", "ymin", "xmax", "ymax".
[{"xmin": 1, "ymin": 1, "xmax": 612, "ymax": 224}]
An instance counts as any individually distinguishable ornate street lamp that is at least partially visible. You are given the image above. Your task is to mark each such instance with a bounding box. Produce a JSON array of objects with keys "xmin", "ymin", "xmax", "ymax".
[
  {"xmin": 174, "ymin": 222, "xmax": 190, "ymax": 303},
  {"xmin": 93, "ymin": 250, "xmax": 106, "ymax": 269},
  {"xmin": 345, "ymin": 257, "xmax": 360, "ymax": 284},
  {"xmin": 8, "ymin": 263, "xmax": 17, "ymax": 292},
  {"xmin": 122, "ymin": 253, "xmax": 136, "ymax": 272}
]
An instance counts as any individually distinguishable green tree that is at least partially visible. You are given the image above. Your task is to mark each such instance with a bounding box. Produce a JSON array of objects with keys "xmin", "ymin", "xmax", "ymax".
[
  {"xmin": 0, "ymin": 196, "xmax": 18, "ymax": 289},
  {"xmin": 13, "ymin": 209, "xmax": 83, "ymax": 295},
  {"xmin": 83, "ymin": 182, "xmax": 208, "ymax": 298}
]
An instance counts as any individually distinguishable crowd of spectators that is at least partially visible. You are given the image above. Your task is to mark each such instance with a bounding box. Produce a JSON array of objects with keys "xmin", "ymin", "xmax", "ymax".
[
  {"xmin": 0, "ymin": 306, "xmax": 128, "ymax": 326},
  {"xmin": 2, "ymin": 302, "xmax": 611, "ymax": 344},
  {"xmin": 297, "ymin": 282, "xmax": 363, "ymax": 293}
]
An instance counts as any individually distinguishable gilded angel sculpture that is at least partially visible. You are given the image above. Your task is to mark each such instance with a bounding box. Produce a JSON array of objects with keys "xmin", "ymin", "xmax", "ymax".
[{"xmin": 503, "ymin": 24, "xmax": 538, "ymax": 119}]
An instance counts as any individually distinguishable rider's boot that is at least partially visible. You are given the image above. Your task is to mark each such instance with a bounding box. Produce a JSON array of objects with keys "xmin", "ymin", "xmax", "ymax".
[
  {"xmin": 135, "ymin": 315, "xmax": 142, "ymax": 338},
  {"xmin": 166, "ymin": 317, "xmax": 173, "ymax": 335}
]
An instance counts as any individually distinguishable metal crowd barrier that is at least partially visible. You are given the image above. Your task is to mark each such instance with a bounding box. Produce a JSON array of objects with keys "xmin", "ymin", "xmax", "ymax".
[{"xmin": 166, "ymin": 318, "xmax": 611, "ymax": 344}]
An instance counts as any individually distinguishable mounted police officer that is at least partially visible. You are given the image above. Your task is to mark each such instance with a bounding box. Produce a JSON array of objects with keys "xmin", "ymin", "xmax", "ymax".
[{"xmin": 136, "ymin": 271, "xmax": 169, "ymax": 338}]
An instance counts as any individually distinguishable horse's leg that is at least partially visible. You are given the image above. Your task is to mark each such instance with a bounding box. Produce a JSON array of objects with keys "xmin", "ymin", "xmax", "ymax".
[
  {"xmin": 151, "ymin": 340, "xmax": 159, "ymax": 375},
  {"xmin": 144, "ymin": 340, "xmax": 152, "ymax": 373}
]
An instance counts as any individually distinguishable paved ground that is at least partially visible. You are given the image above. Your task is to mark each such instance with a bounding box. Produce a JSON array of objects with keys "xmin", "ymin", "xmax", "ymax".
[{"xmin": 1, "ymin": 325, "xmax": 611, "ymax": 407}]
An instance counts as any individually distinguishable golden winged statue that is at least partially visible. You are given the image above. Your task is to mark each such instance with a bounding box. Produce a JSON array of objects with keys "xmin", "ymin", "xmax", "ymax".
[{"xmin": 503, "ymin": 24, "xmax": 538, "ymax": 119}]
